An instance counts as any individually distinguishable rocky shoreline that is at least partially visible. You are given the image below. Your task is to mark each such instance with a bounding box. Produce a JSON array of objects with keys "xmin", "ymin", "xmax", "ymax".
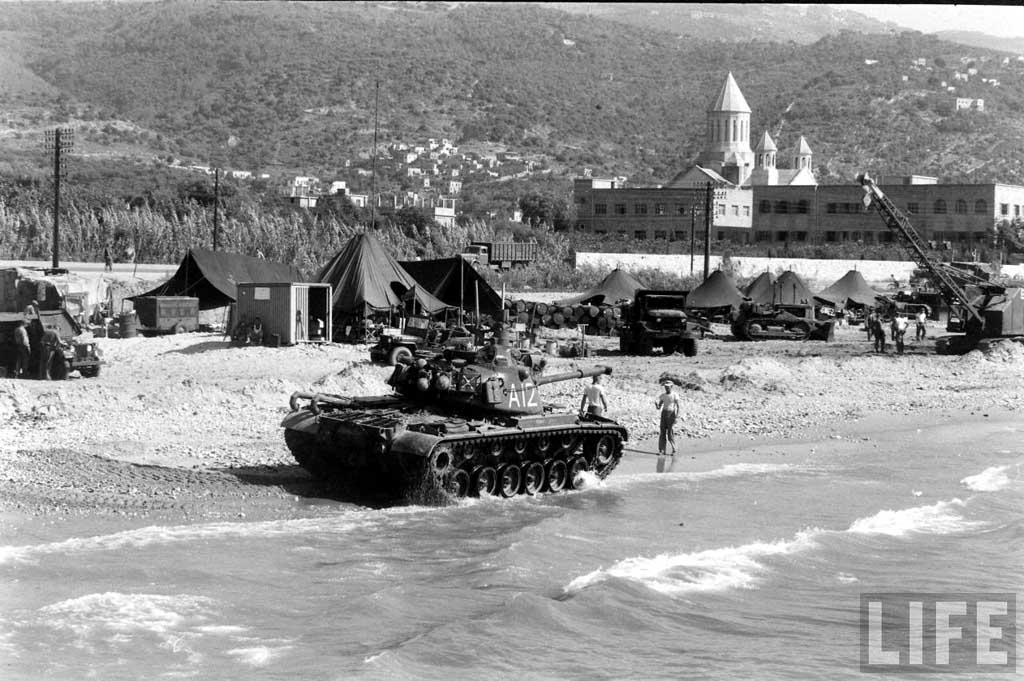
[{"xmin": 2, "ymin": 325, "xmax": 1022, "ymax": 531}]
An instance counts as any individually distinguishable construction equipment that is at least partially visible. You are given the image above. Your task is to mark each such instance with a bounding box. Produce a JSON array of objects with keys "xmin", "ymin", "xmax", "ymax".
[
  {"xmin": 731, "ymin": 302, "xmax": 835, "ymax": 341},
  {"xmin": 283, "ymin": 325, "xmax": 627, "ymax": 500},
  {"xmin": 858, "ymin": 173, "xmax": 1024, "ymax": 350}
]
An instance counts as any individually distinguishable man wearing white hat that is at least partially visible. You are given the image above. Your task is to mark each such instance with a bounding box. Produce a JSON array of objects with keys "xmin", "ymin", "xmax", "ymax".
[{"xmin": 655, "ymin": 380, "xmax": 679, "ymax": 457}]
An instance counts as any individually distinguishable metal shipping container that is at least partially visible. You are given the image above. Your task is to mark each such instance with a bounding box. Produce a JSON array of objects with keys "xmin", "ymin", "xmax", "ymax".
[{"xmin": 235, "ymin": 283, "xmax": 333, "ymax": 345}]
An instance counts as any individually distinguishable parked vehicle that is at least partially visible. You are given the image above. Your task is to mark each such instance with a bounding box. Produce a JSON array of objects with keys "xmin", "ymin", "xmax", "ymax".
[
  {"xmin": 0, "ymin": 308, "xmax": 103, "ymax": 379},
  {"xmin": 618, "ymin": 289, "xmax": 705, "ymax": 356},
  {"xmin": 461, "ymin": 241, "xmax": 537, "ymax": 270},
  {"xmin": 731, "ymin": 302, "xmax": 834, "ymax": 341},
  {"xmin": 133, "ymin": 296, "xmax": 199, "ymax": 335},
  {"xmin": 370, "ymin": 316, "xmax": 475, "ymax": 365}
]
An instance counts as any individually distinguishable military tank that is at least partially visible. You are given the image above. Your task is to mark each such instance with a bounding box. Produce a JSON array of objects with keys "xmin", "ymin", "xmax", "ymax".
[{"xmin": 281, "ymin": 327, "xmax": 628, "ymax": 499}]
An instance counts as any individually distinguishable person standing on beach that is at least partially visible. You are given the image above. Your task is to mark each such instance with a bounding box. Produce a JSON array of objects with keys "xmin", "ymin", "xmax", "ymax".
[
  {"xmin": 580, "ymin": 374, "xmax": 608, "ymax": 417},
  {"xmin": 871, "ymin": 313, "xmax": 886, "ymax": 353},
  {"xmin": 892, "ymin": 314, "xmax": 908, "ymax": 354},
  {"xmin": 655, "ymin": 380, "xmax": 679, "ymax": 457},
  {"xmin": 915, "ymin": 309, "xmax": 927, "ymax": 341}
]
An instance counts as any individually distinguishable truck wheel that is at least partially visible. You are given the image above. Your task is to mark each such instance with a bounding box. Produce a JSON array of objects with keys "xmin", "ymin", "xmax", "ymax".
[
  {"xmin": 637, "ymin": 338, "xmax": 654, "ymax": 355},
  {"xmin": 662, "ymin": 341, "xmax": 678, "ymax": 355},
  {"xmin": 173, "ymin": 323, "xmax": 187, "ymax": 334},
  {"xmin": 619, "ymin": 333, "xmax": 629, "ymax": 354},
  {"xmin": 81, "ymin": 366, "xmax": 101, "ymax": 378},
  {"xmin": 387, "ymin": 346, "xmax": 413, "ymax": 366},
  {"xmin": 681, "ymin": 337, "xmax": 698, "ymax": 357}
]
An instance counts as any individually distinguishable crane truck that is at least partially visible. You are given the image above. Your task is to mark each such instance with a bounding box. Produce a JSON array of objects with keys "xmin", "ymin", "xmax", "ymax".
[{"xmin": 857, "ymin": 173, "xmax": 1024, "ymax": 353}]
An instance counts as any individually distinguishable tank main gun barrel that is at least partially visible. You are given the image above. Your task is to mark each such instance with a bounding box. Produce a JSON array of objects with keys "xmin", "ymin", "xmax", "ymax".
[{"xmin": 533, "ymin": 365, "xmax": 612, "ymax": 387}]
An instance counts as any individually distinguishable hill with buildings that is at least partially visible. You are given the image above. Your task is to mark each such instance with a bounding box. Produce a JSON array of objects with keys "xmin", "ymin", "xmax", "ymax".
[{"xmin": 1, "ymin": 0, "xmax": 1024, "ymax": 207}]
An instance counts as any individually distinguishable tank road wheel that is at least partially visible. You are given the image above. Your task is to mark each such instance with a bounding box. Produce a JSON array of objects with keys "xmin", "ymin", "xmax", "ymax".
[
  {"xmin": 445, "ymin": 468, "xmax": 471, "ymax": 498},
  {"xmin": 497, "ymin": 464, "xmax": 522, "ymax": 498},
  {"xmin": 488, "ymin": 440, "xmax": 505, "ymax": 460},
  {"xmin": 472, "ymin": 466, "xmax": 498, "ymax": 496},
  {"xmin": 681, "ymin": 336, "xmax": 698, "ymax": 357},
  {"xmin": 566, "ymin": 456, "xmax": 589, "ymax": 489},
  {"xmin": 387, "ymin": 346, "xmax": 413, "ymax": 366},
  {"xmin": 522, "ymin": 462, "xmax": 545, "ymax": 495},
  {"xmin": 545, "ymin": 459, "xmax": 568, "ymax": 493},
  {"xmin": 512, "ymin": 438, "xmax": 528, "ymax": 458},
  {"xmin": 587, "ymin": 434, "xmax": 617, "ymax": 468}
]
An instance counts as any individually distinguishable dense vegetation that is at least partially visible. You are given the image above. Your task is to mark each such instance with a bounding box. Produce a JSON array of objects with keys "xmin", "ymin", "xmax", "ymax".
[{"xmin": 3, "ymin": 2, "xmax": 1024, "ymax": 186}]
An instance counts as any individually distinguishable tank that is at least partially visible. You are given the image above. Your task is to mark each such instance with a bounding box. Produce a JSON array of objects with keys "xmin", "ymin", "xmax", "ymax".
[{"xmin": 281, "ymin": 326, "xmax": 628, "ymax": 500}]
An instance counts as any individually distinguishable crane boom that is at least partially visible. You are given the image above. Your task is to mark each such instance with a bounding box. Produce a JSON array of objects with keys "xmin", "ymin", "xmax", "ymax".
[{"xmin": 856, "ymin": 173, "xmax": 985, "ymax": 327}]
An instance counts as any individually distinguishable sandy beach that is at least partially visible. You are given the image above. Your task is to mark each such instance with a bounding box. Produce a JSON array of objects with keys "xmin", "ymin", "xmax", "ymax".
[{"xmin": 2, "ymin": 322, "xmax": 1022, "ymax": 539}]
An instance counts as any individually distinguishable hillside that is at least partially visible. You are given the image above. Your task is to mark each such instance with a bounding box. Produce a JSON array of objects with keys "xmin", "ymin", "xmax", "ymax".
[{"xmin": 1, "ymin": 1, "xmax": 1024, "ymax": 189}]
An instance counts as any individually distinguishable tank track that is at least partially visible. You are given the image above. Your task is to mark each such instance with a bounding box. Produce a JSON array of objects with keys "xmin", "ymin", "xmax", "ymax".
[{"xmin": 412, "ymin": 426, "xmax": 625, "ymax": 499}]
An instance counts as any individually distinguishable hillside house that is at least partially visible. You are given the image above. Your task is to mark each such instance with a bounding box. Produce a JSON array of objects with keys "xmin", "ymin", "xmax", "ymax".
[
  {"xmin": 404, "ymin": 152, "xmax": 419, "ymax": 164},
  {"xmin": 447, "ymin": 179, "xmax": 462, "ymax": 195}
]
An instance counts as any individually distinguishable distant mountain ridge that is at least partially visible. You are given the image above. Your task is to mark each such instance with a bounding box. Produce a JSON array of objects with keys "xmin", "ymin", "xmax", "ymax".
[{"xmin": 0, "ymin": 1, "xmax": 1023, "ymax": 189}]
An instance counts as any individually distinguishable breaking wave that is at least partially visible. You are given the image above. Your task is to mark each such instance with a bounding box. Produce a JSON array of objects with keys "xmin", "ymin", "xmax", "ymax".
[
  {"xmin": 845, "ymin": 499, "xmax": 982, "ymax": 536},
  {"xmin": 960, "ymin": 465, "xmax": 1016, "ymax": 492}
]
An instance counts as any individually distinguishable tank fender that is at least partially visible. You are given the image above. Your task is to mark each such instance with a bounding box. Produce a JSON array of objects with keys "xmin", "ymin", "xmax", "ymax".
[
  {"xmin": 280, "ymin": 408, "xmax": 319, "ymax": 433},
  {"xmin": 390, "ymin": 430, "xmax": 444, "ymax": 459}
]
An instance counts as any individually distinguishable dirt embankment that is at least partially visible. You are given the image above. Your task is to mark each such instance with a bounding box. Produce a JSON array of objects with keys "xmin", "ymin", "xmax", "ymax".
[{"xmin": 1, "ymin": 326, "xmax": 1022, "ymax": 523}]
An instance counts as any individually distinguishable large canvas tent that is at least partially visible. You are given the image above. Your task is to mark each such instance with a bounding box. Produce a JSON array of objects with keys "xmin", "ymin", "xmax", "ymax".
[
  {"xmin": 554, "ymin": 268, "xmax": 644, "ymax": 307},
  {"xmin": 399, "ymin": 257, "xmax": 503, "ymax": 318},
  {"xmin": 742, "ymin": 271, "xmax": 775, "ymax": 305},
  {"xmin": 773, "ymin": 270, "xmax": 816, "ymax": 305},
  {"xmin": 318, "ymin": 233, "xmax": 451, "ymax": 316},
  {"xmin": 133, "ymin": 248, "xmax": 302, "ymax": 310},
  {"xmin": 685, "ymin": 270, "xmax": 744, "ymax": 309},
  {"xmin": 816, "ymin": 270, "xmax": 883, "ymax": 308}
]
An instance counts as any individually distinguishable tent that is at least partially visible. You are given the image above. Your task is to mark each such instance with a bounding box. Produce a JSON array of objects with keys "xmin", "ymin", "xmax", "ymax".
[
  {"xmin": 816, "ymin": 270, "xmax": 883, "ymax": 308},
  {"xmin": 554, "ymin": 268, "xmax": 645, "ymax": 306},
  {"xmin": 133, "ymin": 248, "xmax": 302, "ymax": 310},
  {"xmin": 685, "ymin": 270, "xmax": 744, "ymax": 309},
  {"xmin": 742, "ymin": 271, "xmax": 775, "ymax": 305},
  {"xmin": 400, "ymin": 257, "xmax": 503, "ymax": 318},
  {"xmin": 318, "ymin": 233, "xmax": 451, "ymax": 316},
  {"xmin": 773, "ymin": 270, "xmax": 816, "ymax": 305}
]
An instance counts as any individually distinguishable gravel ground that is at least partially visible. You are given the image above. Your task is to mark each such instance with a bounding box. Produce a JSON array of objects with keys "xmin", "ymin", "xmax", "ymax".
[{"xmin": 2, "ymin": 324, "xmax": 1022, "ymax": 523}]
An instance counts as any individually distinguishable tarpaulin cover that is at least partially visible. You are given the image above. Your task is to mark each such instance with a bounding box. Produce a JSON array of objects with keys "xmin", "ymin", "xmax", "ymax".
[
  {"xmin": 133, "ymin": 248, "xmax": 302, "ymax": 310},
  {"xmin": 742, "ymin": 271, "xmax": 775, "ymax": 304},
  {"xmin": 685, "ymin": 270, "xmax": 744, "ymax": 309},
  {"xmin": 816, "ymin": 269, "xmax": 883, "ymax": 308},
  {"xmin": 554, "ymin": 268, "xmax": 645, "ymax": 306},
  {"xmin": 400, "ymin": 257, "xmax": 503, "ymax": 318},
  {"xmin": 318, "ymin": 233, "xmax": 451, "ymax": 316}
]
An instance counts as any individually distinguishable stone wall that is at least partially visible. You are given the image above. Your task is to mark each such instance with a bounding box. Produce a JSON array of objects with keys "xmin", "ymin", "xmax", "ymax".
[{"xmin": 574, "ymin": 252, "xmax": 1024, "ymax": 290}]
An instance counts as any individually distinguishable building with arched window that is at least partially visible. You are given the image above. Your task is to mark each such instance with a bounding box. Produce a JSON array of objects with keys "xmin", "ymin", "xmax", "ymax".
[{"xmin": 573, "ymin": 73, "xmax": 1024, "ymax": 248}]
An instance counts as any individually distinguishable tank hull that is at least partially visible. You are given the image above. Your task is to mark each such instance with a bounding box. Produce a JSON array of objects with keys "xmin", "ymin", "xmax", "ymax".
[{"xmin": 282, "ymin": 394, "xmax": 628, "ymax": 499}]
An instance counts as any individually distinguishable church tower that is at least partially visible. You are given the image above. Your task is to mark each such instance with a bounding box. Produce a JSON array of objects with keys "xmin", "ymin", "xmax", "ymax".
[
  {"xmin": 794, "ymin": 135, "xmax": 813, "ymax": 171},
  {"xmin": 698, "ymin": 72, "xmax": 755, "ymax": 185},
  {"xmin": 755, "ymin": 131, "xmax": 777, "ymax": 169}
]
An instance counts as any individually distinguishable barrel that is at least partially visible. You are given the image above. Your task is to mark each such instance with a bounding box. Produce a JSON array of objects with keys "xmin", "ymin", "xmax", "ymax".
[
  {"xmin": 535, "ymin": 302, "xmax": 549, "ymax": 316},
  {"xmin": 552, "ymin": 312, "xmax": 565, "ymax": 326},
  {"xmin": 587, "ymin": 305, "xmax": 599, "ymax": 318},
  {"xmin": 119, "ymin": 312, "xmax": 138, "ymax": 338}
]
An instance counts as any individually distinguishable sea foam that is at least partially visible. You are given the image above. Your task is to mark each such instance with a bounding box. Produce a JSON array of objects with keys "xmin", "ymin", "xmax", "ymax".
[
  {"xmin": 846, "ymin": 499, "xmax": 981, "ymax": 537},
  {"xmin": 961, "ymin": 465, "xmax": 1015, "ymax": 492},
  {"xmin": 564, "ymin": 529, "xmax": 819, "ymax": 596}
]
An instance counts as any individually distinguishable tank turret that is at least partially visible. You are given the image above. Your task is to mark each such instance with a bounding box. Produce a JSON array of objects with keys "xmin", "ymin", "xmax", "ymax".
[{"xmin": 282, "ymin": 324, "xmax": 628, "ymax": 501}]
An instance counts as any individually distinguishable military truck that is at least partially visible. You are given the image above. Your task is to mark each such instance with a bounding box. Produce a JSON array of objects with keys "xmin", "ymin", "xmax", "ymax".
[
  {"xmin": 0, "ymin": 308, "xmax": 103, "ymax": 379},
  {"xmin": 618, "ymin": 289, "xmax": 704, "ymax": 356}
]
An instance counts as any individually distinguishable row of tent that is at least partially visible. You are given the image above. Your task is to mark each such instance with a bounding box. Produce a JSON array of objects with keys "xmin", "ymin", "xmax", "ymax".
[
  {"xmin": 550, "ymin": 267, "xmax": 888, "ymax": 311},
  {"xmin": 135, "ymin": 233, "xmax": 505, "ymax": 319},
  {"xmin": 135, "ymin": 231, "xmax": 889, "ymax": 330}
]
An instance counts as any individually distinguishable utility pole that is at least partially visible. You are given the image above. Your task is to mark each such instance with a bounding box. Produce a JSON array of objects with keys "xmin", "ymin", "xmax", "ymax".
[
  {"xmin": 44, "ymin": 127, "xmax": 74, "ymax": 270},
  {"xmin": 370, "ymin": 77, "xmax": 380, "ymax": 230},
  {"xmin": 703, "ymin": 181, "xmax": 713, "ymax": 281},
  {"xmin": 689, "ymin": 202, "xmax": 696, "ymax": 276},
  {"xmin": 213, "ymin": 168, "xmax": 220, "ymax": 251}
]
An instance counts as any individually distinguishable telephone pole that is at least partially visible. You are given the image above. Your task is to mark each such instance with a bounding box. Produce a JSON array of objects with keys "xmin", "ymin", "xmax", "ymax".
[{"xmin": 44, "ymin": 128, "xmax": 74, "ymax": 270}]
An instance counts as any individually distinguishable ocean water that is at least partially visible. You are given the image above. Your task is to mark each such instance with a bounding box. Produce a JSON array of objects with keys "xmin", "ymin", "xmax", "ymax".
[{"xmin": 1, "ymin": 421, "xmax": 1022, "ymax": 680}]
